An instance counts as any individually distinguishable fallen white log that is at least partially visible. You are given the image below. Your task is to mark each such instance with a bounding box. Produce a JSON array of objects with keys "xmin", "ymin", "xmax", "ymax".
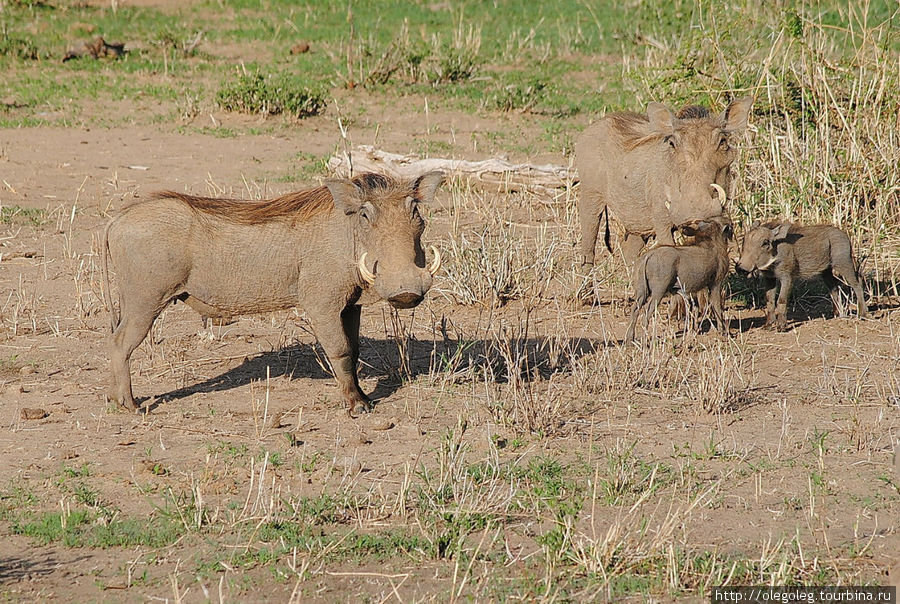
[{"xmin": 326, "ymin": 145, "xmax": 575, "ymax": 193}]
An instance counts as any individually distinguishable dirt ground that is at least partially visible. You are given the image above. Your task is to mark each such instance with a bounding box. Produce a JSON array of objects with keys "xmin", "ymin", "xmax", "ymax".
[{"xmin": 1, "ymin": 96, "xmax": 898, "ymax": 602}]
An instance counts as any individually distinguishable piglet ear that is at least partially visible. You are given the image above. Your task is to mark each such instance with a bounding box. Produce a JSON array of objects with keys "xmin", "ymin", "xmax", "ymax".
[
  {"xmin": 324, "ymin": 178, "xmax": 363, "ymax": 215},
  {"xmin": 412, "ymin": 171, "xmax": 445, "ymax": 203},
  {"xmin": 679, "ymin": 220, "xmax": 701, "ymax": 236},
  {"xmin": 772, "ymin": 222, "xmax": 792, "ymax": 241}
]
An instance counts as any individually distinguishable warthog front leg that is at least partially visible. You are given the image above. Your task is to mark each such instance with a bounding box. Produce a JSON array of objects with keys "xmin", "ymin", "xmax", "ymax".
[
  {"xmin": 774, "ymin": 274, "xmax": 793, "ymax": 331},
  {"xmin": 310, "ymin": 304, "xmax": 371, "ymax": 416},
  {"xmin": 762, "ymin": 276, "xmax": 777, "ymax": 327},
  {"xmin": 653, "ymin": 221, "xmax": 676, "ymax": 248}
]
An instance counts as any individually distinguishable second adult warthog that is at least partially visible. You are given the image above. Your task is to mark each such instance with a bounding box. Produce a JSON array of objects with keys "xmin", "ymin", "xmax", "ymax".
[
  {"xmin": 575, "ymin": 96, "xmax": 752, "ymax": 266},
  {"xmin": 102, "ymin": 171, "xmax": 444, "ymax": 416}
]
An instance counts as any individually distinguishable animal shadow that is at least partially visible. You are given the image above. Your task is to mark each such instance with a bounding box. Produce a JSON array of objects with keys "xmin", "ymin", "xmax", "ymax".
[
  {"xmin": 0, "ymin": 552, "xmax": 81, "ymax": 584},
  {"xmin": 145, "ymin": 333, "xmax": 601, "ymax": 412},
  {"xmin": 728, "ymin": 273, "xmax": 874, "ymax": 331}
]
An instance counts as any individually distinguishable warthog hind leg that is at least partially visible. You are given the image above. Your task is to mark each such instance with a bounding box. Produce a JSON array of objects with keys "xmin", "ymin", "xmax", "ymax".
[
  {"xmin": 578, "ymin": 202, "xmax": 603, "ymax": 266},
  {"xmin": 621, "ymin": 233, "xmax": 647, "ymax": 266},
  {"xmin": 828, "ymin": 263, "xmax": 868, "ymax": 319},
  {"xmin": 109, "ymin": 299, "xmax": 164, "ymax": 411}
]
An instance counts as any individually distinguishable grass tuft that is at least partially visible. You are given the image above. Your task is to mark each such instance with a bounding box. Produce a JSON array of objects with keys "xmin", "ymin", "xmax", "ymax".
[{"xmin": 216, "ymin": 71, "xmax": 326, "ymax": 119}]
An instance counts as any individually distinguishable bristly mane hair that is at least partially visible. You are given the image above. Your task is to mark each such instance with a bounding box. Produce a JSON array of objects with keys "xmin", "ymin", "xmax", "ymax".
[
  {"xmin": 675, "ymin": 105, "xmax": 711, "ymax": 120},
  {"xmin": 151, "ymin": 172, "xmax": 401, "ymax": 225},
  {"xmin": 609, "ymin": 104, "xmax": 713, "ymax": 151}
]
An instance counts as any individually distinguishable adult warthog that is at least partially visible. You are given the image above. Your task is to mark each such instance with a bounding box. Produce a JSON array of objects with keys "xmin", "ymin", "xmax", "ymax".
[
  {"xmin": 575, "ymin": 97, "xmax": 752, "ymax": 266},
  {"xmin": 101, "ymin": 172, "xmax": 444, "ymax": 416}
]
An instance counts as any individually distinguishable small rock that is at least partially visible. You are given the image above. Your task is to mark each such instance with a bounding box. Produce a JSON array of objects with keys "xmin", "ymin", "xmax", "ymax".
[
  {"xmin": 334, "ymin": 456, "xmax": 362, "ymax": 474},
  {"xmin": 2, "ymin": 250, "xmax": 38, "ymax": 259},
  {"xmin": 142, "ymin": 460, "xmax": 168, "ymax": 476},
  {"xmin": 290, "ymin": 41, "xmax": 310, "ymax": 54},
  {"xmin": 357, "ymin": 433, "xmax": 372, "ymax": 445},
  {"xmin": 19, "ymin": 365, "xmax": 35, "ymax": 376},
  {"xmin": 369, "ymin": 418, "xmax": 395, "ymax": 431},
  {"xmin": 268, "ymin": 411, "xmax": 285, "ymax": 429},
  {"xmin": 20, "ymin": 408, "xmax": 48, "ymax": 420},
  {"xmin": 5, "ymin": 384, "xmax": 24, "ymax": 397}
]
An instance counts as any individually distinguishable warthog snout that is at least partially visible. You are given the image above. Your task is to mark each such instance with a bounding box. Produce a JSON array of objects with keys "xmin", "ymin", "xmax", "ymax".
[
  {"xmin": 388, "ymin": 291, "xmax": 425, "ymax": 309},
  {"xmin": 383, "ymin": 269, "xmax": 433, "ymax": 309},
  {"xmin": 358, "ymin": 246, "xmax": 440, "ymax": 310},
  {"xmin": 734, "ymin": 261, "xmax": 751, "ymax": 276}
]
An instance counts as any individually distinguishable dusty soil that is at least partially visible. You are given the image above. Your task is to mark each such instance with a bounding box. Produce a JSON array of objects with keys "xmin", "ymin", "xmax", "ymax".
[{"xmin": 0, "ymin": 97, "xmax": 898, "ymax": 602}]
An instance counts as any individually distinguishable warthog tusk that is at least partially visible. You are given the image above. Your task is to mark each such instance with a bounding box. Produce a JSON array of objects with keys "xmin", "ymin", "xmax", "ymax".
[
  {"xmin": 428, "ymin": 245, "xmax": 441, "ymax": 275},
  {"xmin": 710, "ymin": 183, "xmax": 726, "ymax": 205},
  {"xmin": 357, "ymin": 252, "xmax": 376, "ymax": 284},
  {"xmin": 759, "ymin": 256, "xmax": 777, "ymax": 270}
]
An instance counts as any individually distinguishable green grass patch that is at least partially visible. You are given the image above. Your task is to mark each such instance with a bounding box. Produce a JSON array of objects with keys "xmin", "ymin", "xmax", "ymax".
[
  {"xmin": 216, "ymin": 71, "xmax": 326, "ymax": 118},
  {"xmin": 276, "ymin": 151, "xmax": 329, "ymax": 183},
  {"xmin": 247, "ymin": 523, "xmax": 431, "ymax": 564},
  {"xmin": 0, "ymin": 205, "xmax": 46, "ymax": 226},
  {"xmin": 0, "ymin": 0, "xmax": 894, "ymax": 138},
  {"xmin": 11, "ymin": 510, "xmax": 184, "ymax": 548}
]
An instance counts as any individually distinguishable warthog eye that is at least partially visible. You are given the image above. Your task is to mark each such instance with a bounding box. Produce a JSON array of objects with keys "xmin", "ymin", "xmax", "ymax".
[
  {"xmin": 761, "ymin": 240, "xmax": 771, "ymax": 249},
  {"xmin": 664, "ymin": 135, "xmax": 676, "ymax": 148},
  {"xmin": 359, "ymin": 206, "xmax": 372, "ymax": 225},
  {"xmin": 718, "ymin": 134, "xmax": 729, "ymax": 150}
]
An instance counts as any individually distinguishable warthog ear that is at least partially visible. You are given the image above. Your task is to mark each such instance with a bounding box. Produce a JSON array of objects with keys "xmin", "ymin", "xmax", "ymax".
[
  {"xmin": 721, "ymin": 96, "xmax": 753, "ymax": 133},
  {"xmin": 412, "ymin": 170, "xmax": 445, "ymax": 203},
  {"xmin": 772, "ymin": 221, "xmax": 792, "ymax": 241},
  {"xmin": 679, "ymin": 220, "xmax": 704, "ymax": 236},
  {"xmin": 647, "ymin": 102, "xmax": 675, "ymax": 135},
  {"xmin": 722, "ymin": 222, "xmax": 734, "ymax": 239},
  {"xmin": 324, "ymin": 178, "xmax": 364, "ymax": 215}
]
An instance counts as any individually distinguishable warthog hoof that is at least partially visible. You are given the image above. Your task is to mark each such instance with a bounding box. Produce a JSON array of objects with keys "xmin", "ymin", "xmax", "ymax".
[
  {"xmin": 347, "ymin": 397, "xmax": 373, "ymax": 418},
  {"xmin": 107, "ymin": 389, "xmax": 139, "ymax": 412}
]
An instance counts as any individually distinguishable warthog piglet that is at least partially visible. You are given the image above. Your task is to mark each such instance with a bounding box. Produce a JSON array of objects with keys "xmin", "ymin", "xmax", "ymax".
[
  {"xmin": 736, "ymin": 221, "xmax": 867, "ymax": 331},
  {"xmin": 625, "ymin": 186, "xmax": 733, "ymax": 344}
]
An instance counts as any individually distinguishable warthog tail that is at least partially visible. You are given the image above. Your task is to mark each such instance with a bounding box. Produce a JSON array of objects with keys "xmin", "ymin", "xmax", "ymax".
[
  {"xmin": 601, "ymin": 205, "xmax": 612, "ymax": 254},
  {"xmin": 100, "ymin": 219, "xmax": 118, "ymax": 333}
]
